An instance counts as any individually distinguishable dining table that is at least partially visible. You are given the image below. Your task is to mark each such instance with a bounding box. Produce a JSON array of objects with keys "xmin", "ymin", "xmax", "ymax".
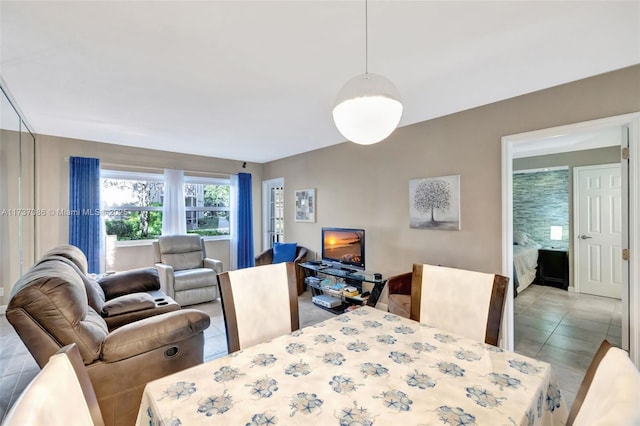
[{"xmin": 136, "ymin": 305, "xmax": 568, "ymax": 425}]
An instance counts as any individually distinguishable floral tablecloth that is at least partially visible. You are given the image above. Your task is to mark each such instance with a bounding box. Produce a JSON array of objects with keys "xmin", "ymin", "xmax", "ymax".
[{"xmin": 136, "ymin": 306, "xmax": 568, "ymax": 425}]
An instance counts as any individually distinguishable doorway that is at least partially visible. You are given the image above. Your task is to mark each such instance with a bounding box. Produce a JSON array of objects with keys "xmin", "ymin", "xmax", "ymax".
[
  {"xmin": 261, "ymin": 178, "xmax": 285, "ymax": 251},
  {"xmin": 501, "ymin": 112, "xmax": 640, "ymax": 366}
]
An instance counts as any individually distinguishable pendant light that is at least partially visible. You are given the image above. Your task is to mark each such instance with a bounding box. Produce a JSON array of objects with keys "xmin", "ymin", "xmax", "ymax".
[{"xmin": 332, "ymin": 0, "xmax": 403, "ymax": 145}]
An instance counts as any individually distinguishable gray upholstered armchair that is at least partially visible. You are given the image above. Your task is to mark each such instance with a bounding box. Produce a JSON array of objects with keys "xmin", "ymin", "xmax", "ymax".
[{"xmin": 153, "ymin": 234, "xmax": 223, "ymax": 306}]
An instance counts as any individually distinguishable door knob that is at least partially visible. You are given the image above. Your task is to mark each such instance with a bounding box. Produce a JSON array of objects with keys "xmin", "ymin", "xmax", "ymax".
[{"xmin": 579, "ymin": 235, "xmax": 592, "ymax": 239}]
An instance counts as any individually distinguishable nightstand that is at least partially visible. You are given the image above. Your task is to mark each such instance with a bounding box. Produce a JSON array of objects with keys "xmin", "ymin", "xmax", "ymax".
[{"xmin": 537, "ymin": 248, "xmax": 569, "ymax": 290}]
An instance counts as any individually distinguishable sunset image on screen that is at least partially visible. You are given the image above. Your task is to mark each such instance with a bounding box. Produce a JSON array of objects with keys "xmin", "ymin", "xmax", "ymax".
[{"xmin": 324, "ymin": 230, "xmax": 362, "ymax": 263}]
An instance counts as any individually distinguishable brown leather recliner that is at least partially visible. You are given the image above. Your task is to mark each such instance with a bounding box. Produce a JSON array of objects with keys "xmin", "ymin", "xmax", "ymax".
[
  {"xmin": 255, "ymin": 245, "xmax": 309, "ymax": 295},
  {"xmin": 7, "ymin": 251, "xmax": 211, "ymax": 426},
  {"xmin": 386, "ymin": 272, "xmax": 412, "ymax": 319},
  {"xmin": 38, "ymin": 245, "xmax": 181, "ymax": 330}
]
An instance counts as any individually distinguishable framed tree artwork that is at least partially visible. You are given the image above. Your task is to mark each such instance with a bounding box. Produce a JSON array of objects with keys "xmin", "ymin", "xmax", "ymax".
[
  {"xmin": 295, "ymin": 189, "xmax": 316, "ymax": 222},
  {"xmin": 409, "ymin": 175, "xmax": 460, "ymax": 230}
]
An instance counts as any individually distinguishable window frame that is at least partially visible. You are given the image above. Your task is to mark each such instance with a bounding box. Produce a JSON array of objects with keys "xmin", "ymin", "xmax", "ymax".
[
  {"xmin": 101, "ymin": 170, "xmax": 164, "ymax": 245},
  {"xmin": 100, "ymin": 169, "xmax": 231, "ymax": 245},
  {"xmin": 183, "ymin": 175, "xmax": 231, "ymax": 241}
]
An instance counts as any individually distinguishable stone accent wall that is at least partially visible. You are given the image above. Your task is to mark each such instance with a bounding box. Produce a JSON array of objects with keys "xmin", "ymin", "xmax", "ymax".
[{"xmin": 513, "ymin": 169, "xmax": 569, "ymax": 250}]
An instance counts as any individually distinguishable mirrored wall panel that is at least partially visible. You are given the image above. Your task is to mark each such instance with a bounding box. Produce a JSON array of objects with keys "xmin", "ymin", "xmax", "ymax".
[{"xmin": 0, "ymin": 84, "xmax": 35, "ymax": 306}]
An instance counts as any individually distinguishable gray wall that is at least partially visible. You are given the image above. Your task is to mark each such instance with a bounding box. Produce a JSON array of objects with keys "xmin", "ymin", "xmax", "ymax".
[{"xmin": 263, "ymin": 65, "xmax": 639, "ymax": 280}]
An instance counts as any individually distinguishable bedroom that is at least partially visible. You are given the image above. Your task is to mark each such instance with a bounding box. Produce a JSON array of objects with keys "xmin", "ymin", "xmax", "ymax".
[{"xmin": 511, "ymin": 135, "xmax": 624, "ymax": 371}]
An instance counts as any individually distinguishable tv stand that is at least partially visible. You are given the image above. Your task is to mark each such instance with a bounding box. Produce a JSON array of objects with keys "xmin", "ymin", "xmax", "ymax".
[{"xmin": 299, "ymin": 262, "xmax": 386, "ymax": 314}]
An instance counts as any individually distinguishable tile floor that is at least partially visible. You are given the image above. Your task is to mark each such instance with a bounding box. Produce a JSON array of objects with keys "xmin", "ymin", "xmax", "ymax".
[
  {"xmin": 514, "ymin": 283, "xmax": 622, "ymax": 409},
  {"xmin": 0, "ymin": 285, "xmax": 622, "ymax": 421}
]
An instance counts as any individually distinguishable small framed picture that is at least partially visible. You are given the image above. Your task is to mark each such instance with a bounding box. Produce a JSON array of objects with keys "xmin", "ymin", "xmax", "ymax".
[{"xmin": 295, "ymin": 189, "xmax": 316, "ymax": 222}]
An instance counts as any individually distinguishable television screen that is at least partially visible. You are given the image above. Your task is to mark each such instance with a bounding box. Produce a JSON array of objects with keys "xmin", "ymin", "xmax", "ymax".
[{"xmin": 321, "ymin": 227, "xmax": 365, "ymax": 270}]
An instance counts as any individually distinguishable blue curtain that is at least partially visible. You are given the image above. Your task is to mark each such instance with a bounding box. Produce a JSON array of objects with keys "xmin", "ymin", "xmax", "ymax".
[
  {"xmin": 69, "ymin": 156, "xmax": 101, "ymax": 273},
  {"xmin": 237, "ymin": 172, "xmax": 254, "ymax": 269}
]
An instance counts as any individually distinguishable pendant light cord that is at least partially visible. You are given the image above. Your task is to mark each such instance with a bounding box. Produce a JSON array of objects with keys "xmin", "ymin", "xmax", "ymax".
[{"xmin": 365, "ymin": 0, "xmax": 368, "ymax": 75}]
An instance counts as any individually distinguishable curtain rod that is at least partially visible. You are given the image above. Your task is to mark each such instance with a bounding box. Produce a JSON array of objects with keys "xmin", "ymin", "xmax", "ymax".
[{"xmin": 64, "ymin": 157, "xmax": 235, "ymax": 178}]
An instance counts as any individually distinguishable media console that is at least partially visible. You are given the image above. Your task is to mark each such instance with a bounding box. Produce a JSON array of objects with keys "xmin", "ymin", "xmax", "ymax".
[{"xmin": 299, "ymin": 261, "xmax": 386, "ymax": 314}]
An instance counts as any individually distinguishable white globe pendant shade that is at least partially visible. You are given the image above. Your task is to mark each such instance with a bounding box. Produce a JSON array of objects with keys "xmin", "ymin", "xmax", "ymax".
[{"xmin": 332, "ymin": 73, "xmax": 403, "ymax": 145}]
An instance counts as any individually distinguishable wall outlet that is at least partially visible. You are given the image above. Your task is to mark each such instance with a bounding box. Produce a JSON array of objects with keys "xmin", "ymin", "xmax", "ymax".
[{"xmin": 0, "ymin": 287, "xmax": 3, "ymax": 297}]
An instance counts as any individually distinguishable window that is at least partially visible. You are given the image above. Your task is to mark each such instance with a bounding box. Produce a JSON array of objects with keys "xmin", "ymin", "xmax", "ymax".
[
  {"xmin": 101, "ymin": 170, "xmax": 231, "ymax": 242},
  {"xmin": 101, "ymin": 171, "xmax": 164, "ymax": 241},
  {"xmin": 183, "ymin": 177, "xmax": 230, "ymax": 237}
]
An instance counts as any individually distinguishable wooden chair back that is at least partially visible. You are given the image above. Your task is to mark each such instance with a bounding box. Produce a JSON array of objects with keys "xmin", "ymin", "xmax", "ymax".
[
  {"xmin": 218, "ymin": 262, "xmax": 299, "ymax": 353},
  {"xmin": 410, "ymin": 263, "xmax": 509, "ymax": 346},
  {"xmin": 567, "ymin": 340, "xmax": 640, "ymax": 425},
  {"xmin": 3, "ymin": 343, "xmax": 105, "ymax": 426}
]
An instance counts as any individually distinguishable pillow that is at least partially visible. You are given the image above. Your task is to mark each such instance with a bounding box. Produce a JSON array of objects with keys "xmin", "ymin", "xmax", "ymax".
[
  {"xmin": 513, "ymin": 231, "xmax": 530, "ymax": 245},
  {"xmin": 272, "ymin": 242, "xmax": 298, "ymax": 263}
]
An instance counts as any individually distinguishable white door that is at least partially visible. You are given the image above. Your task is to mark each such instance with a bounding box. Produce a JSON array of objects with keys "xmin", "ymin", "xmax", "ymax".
[
  {"xmin": 574, "ymin": 163, "xmax": 622, "ymax": 299},
  {"xmin": 261, "ymin": 178, "xmax": 284, "ymax": 251}
]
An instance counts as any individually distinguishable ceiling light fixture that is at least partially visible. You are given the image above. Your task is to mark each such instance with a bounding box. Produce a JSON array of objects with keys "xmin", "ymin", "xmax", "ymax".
[{"xmin": 332, "ymin": 0, "xmax": 403, "ymax": 145}]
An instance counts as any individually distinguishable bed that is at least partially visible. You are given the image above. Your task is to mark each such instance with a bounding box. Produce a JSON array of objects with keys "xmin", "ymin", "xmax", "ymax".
[{"xmin": 513, "ymin": 231, "xmax": 541, "ymax": 294}]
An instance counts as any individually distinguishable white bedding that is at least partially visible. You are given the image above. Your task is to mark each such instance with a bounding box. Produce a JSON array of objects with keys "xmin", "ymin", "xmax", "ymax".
[{"xmin": 513, "ymin": 243, "xmax": 540, "ymax": 293}]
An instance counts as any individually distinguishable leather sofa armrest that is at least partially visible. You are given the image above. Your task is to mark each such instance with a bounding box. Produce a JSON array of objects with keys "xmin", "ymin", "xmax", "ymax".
[
  {"xmin": 203, "ymin": 258, "xmax": 223, "ymax": 274},
  {"xmin": 154, "ymin": 263, "xmax": 175, "ymax": 298},
  {"xmin": 254, "ymin": 249, "xmax": 273, "ymax": 266},
  {"xmin": 293, "ymin": 246, "xmax": 309, "ymax": 263},
  {"xmin": 293, "ymin": 247, "xmax": 310, "ymax": 295},
  {"xmin": 102, "ymin": 293, "xmax": 156, "ymax": 317},
  {"xmin": 101, "ymin": 309, "xmax": 210, "ymax": 363},
  {"xmin": 98, "ymin": 267, "xmax": 160, "ymax": 300},
  {"xmin": 387, "ymin": 272, "xmax": 413, "ymax": 295}
]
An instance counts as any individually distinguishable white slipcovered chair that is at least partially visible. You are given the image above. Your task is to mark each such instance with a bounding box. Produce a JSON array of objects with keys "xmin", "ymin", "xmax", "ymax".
[
  {"xmin": 153, "ymin": 234, "xmax": 223, "ymax": 306},
  {"xmin": 566, "ymin": 340, "xmax": 640, "ymax": 425},
  {"xmin": 3, "ymin": 343, "xmax": 104, "ymax": 426},
  {"xmin": 410, "ymin": 263, "xmax": 509, "ymax": 346},
  {"xmin": 217, "ymin": 262, "xmax": 299, "ymax": 353}
]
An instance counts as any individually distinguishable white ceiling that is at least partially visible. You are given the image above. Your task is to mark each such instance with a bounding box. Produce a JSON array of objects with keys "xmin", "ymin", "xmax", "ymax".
[{"xmin": 1, "ymin": 1, "xmax": 639, "ymax": 163}]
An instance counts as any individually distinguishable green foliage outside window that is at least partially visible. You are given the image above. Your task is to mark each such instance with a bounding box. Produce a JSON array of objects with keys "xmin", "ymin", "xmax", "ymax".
[
  {"xmin": 105, "ymin": 209, "xmax": 163, "ymax": 240},
  {"xmin": 204, "ymin": 185, "xmax": 229, "ymax": 207}
]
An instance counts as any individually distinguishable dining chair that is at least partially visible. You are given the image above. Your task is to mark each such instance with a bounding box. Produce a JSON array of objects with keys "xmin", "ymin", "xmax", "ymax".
[
  {"xmin": 3, "ymin": 343, "xmax": 105, "ymax": 426},
  {"xmin": 410, "ymin": 263, "xmax": 509, "ymax": 346},
  {"xmin": 566, "ymin": 340, "xmax": 640, "ymax": 425},
  {"xmin": 218, "ymin": 262, "xmax": 299, "ymax": 353}
]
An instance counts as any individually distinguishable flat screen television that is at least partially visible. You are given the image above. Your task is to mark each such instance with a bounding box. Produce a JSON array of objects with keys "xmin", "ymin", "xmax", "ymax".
[{"xmin": 321, "ymin": 227, "xmax": 365, "ymax": 270}]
